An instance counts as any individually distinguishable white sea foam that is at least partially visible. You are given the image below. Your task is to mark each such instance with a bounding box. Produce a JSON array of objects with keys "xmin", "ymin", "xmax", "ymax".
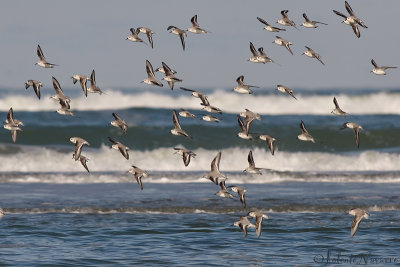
[
  {"xmin": 1, "ymin": 90, "xmax": 400, "ymax": 115},
  {"xmin": 1, "ymin": 144, "xmax": 400, "ymax": 183}
]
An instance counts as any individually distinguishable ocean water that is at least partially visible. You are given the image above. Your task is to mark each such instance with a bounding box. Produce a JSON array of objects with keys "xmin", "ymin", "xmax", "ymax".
[{"xmin": 1, "ymin": 88, "xmax": 400, "ymax": 266}]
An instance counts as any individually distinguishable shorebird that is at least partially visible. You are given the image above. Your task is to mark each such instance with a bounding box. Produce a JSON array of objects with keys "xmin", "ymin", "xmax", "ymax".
[
  {"xmin": 35, "ymin": 45, "xmax": 57, "ymax": 68},
  {"xmin": 187, "ymin": 14, "xmax": 209, "ymax": 34},
  {"xmin": 302, "ymin": 46, "xmax": 325, "ymax": 65},
  {"xmin": 70, "ymin": 137, "xmax": 90, "ymax": 161},
  {"xmin": 298, "ymin": 121, "xmax": 315, "ymax": 143},
  {"xmin": 202, "ymin": 151, "xmax": 227, "ymax": 185},
  {"xmin": 240, "ymin": 109, "xmax": 261, "ymax": 121},
  {"xmin": 51, "ymin": 77, "xmax": 73, "ymax": 116},
  {"xmin": 273, "ymin": 36, "xmax": 293, "ymax": 55},
  {"xmin": 370, "ymin": 59, "xmax": 397, "ymax": 75},
  {"xmin": 129, "ymin": 165, "xmax": 148, "ymax": 190},
  {"xmin": 233, "ymin": 75, "xmax": 259, "ymax": 94},
  {"xmin": 331, "ymin": 97, "xmax": 347, "ymax": 116},
  {"xmin": 25, "ymin": 80, "xmax": 43, "ymax": 99},
  {"xmin": 215, "ymin": 182, "xmax": 234, "ymax": 199},
  {"xmin": 137, "ymin": 27, "xmax": 155, "ymax": 48},
  {"xmin": 179, "ymin": 109, "xmax": 196, "ymax": 119},
  {"xmin": 110, "ymin": 113, "xmax": 128, "ymax": 133},
  {"xmin": 276, "ymin": 85, "xmax": 297, "ymax": 100},
  {"xmin": 333, "ymin": 1, "xmax": 367, "ymax": 38},
  {"xmin": 167, "ymin": 26, "xmax": 187, "ymax": 51},
  {"xmin": 348, "ymin": 208, "xmax": 369, "ymax": 237},
  {"xmin": 234, "ymin": 216, "xmax": 256, "ymax": 237},
  {"xmin": 340, "ymin": 122, "xmax": 363, "ymax": 148},
  {"xmin": 87, "ymin": 70, "xmax": 103, "ymax": 94},
  {"xmin": 247, "ymin": 210, "xmax": 270, "ymax": 238},
  {"xmin": 161, "ymin": 62, "xmax": 182, "ymax": 90},
  {"xmin": 142, "ymin": 60, "xmax": 163, "ymax": 87},
  {"xmin": 179, "ymin": 87, "xmax": 207, "ymax": 100},
  {"xmin": 257, "ymin": 47, "xmax": 275, "ymax": 64},
  {"xmin": 248, "ymin": 42, "xmax": 261, "ymax": 63},
  {"xmin": 174, "ymin": 147, "xmax": 196, "ymax": 167},
  {"xmin": 72, "ymin": 153, "xmax": 90, "ymax": 173},
  {"xmin": 126, "ymin": 28, "xmax": 145, "ymax": 43},
  {"xmin": 56, "ymin": 98, "xmax": 74, "ymax": 116},
  {"xmin": 155, "ymin": 66, "xmax": 177, "ymax": 74},
  {"xmin": 244, "ymin": 150, "xmax": 269, "ymax": 174},
  {"xmin": 108, "ymin": 137, "xmax": 129, "ymax": 160},
  {"xmin": 171, "ymin": 110, "xmax": 191, "ymax": 138},
  {"xmin": 301, "ymin": 13, "xmax": 328, "ymax": 28},
  {"xmin": 259, "ymin": 135, "xmax": 277, "ymax": 156},
  {"xmin": 257, "ymin": 17, "xmax": 286, "ymax": 32},
  {"xmin": 277, "ymin": 10, "xmax": 298, "ymax": 30},
  {"xmin": 202, "ymin": 114, "xmax": 220, "ymax": 123},
  {"xmin": 71, "ymin": 74, "xmax": 91, "ymax": 97},
  {"xmin": 228, "ymin": 185, "xmax": 247, "ymax": 207},
  {"xmin": 200, "ymin": 95, "xmax": 222, "ymax": 114},
  {"xmin": 237, "ymin": 115, "xmax": 253, "ymax": 140},
  {"xmin": 3, "ymin": 107, "xmax": 23, "ymax": 143}
]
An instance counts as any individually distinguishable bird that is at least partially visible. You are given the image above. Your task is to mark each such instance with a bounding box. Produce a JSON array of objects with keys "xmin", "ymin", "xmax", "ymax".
[
  {"xmin": 173, "ymin": 147, "xmax": 196, "ymax": 167},
  {"xmin": 50, "ymin": 77, "xmax": 70, "ymax": 107},
  {"xmin": 259, "ymin": 135, "xmax": 277, "ymax": 156},
  {"xmin": 228, "ymin": 185, "xmax": 248, "ymax": 207},
  {"xmin": 0, "ymin": 208, "xmax": 4, "ymax": 218},
  {"xmin": 273, "ymin": 36, "xmax": 293, "ymax": 55},
  {"xmin": 244, "ymin": 150, "xmax": 269, "ymax": 174},
  {"xmin": 179, "ymin": 109, "xmax": 196, "ymax": 119},
  {"xmin": 237, "ymin": 115, "xmax": 253, "ymax": 140},
  {"xmin": 298, "ymin": 121, "xmax": 315, "ymax": 143},
  {"xmin": 142, "ymin": 60, "xmax": 163, "ymax": 87},
  {"xmin": 340, "ymin": 122, "xmax": 363, "ymax": 148},
  {"xmin": 187, "ymin": 14, "xmax": 209, "ymax": 34},
  {"xmin": 331, "ymin": 97, "xmax": 347, "ymax": 116},
  {"xmin": 215, "ymin": 182, "xmax": 234, "ymax": 199},
  {"xmin": 256, "ymin": 17, "xmax": 286, "ymax": 32},
  {"xmin": 110, "ymin": 113, "xmax": 128, "ymax": 133},
  {"xmin": 171, "ymin": 110, "xmax": 191, "ymax": 138},
  {"xmin": 234, "ymin": 75, "xmax": 259, "ymax": 94},
  {"xmin": 3, "ymin": 107, "xmax": 23, "ymax": 143},
  {"xmin": 202, "ymin": 151, "xmax": 227, "ymax": 185},
  {"xmin": 179, "ymin": 87, "xmax": 207, "ymax": 100},
  {"xmin": 108, "ymin": 137, "xmax": 129, "ymax": 160},
  {"xmin": 137, "ymin": 27, "xmax": 155, "ymax": 48},
  {"xmin": 248, "ymin": 42, "xmax": 261, "ymax": 63},
  {"xmin": 348, "ymin": 208, "xmax": 369, "ymax": 237},
  {"xmin": 126, "ymin": 28, "xmax": 145, "ymax": 43},
  {"xmin": 72, "ymin": 74, "xmax": 91, "ymax": 97},
  {"xmin": 276, "ymin": 85, "xmax": 297, "ymax": 100},
  {"xmin": 370, "ymin": 59, "xmax": 397, "ymax": 75},
  {"xmin": 302, "ymin": 46, "xmax": 325, "ymax": 65},
  {"xmin": 202, "ymin": 114, "xmax": 220, "ymax": 123},
  {"xmin": 234, "ymin": 216, "xmax": 256, "ymax": 237},
  {"xmin": 277, "ymin": 10, "xmax": 298, "ymax": 30},
  {"xmin": 72, "ymin": 153, "xmax": 90, "ymax": 173},
  {"xmin": 57, "ymin": 98, "xmax": 75, "ymax": 116},
  {"xmin": 161, "ymin": 62, "xmax": 182, "ymax": 90},
  {"xmin": 87, "ymin": 69, "xmax": 104, "ymax": 95},
  {"xmin": 25, "ymin": 80, "xmax": 43, "ymax": 99},
  {"xmin": 257, "ymin": 47, "xmax": 275, "ymax": 64},
  {"xmin": 333, "ymin": 1, "xmax": 367, "ymax": 38},
  {"xmin": 69, "ymin": 137, "xmax": 90, "ymax": 161},
  {"xmin": 155, "ymin": 66, "xmax": 177, "ymax": 74},
  {"xmin": 239, "ymin": 109, "xmax": 261, "ymax": 121},
  {"xmin": 167, "ymin": 26, "xmax": 187, "ymax": 51},
  {"xmin": 35, "ymin": 45, "xmax": 57, "ymax": 68},
  {"xmin": 200, "ymin": 95, "xmax": 222, "ymax": 114},
  {"xmin": 301, "ymin": 13, "xmax": 328, "ymax": 28},
  {"xmin": 129, "ymin": 165, "xmax": 149, "ymax": 190},
  {"xmin": 247, "ymin": 210, "xmax": 270, "ymax": 238}
]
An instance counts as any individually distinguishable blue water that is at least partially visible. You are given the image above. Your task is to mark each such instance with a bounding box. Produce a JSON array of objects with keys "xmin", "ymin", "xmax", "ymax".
[{"xmin": 1, "ymin": 88, "xmax": 400, "ymax": 266}]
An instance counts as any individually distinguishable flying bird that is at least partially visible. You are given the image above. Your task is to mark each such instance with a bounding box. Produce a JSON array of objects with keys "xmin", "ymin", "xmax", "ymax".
[
  {"xmin": 3, "ymin": 107, "xmax": 24, "ymax": 143},
  {"xmin": 370, "ymin": 59, "xmax": 397, "ymax": 75},
  {"xmin": 167, "ymin": 26, "xmax": 187, "ymax": 51},
  {"xmin": 174, "ymin": 147, "xmax": 196, "ymax": 167},
  {"xmin": 129, "ymin": 165, "xmax": 149, "ymax": 190},
  {"xmin": 277, "ymin": 10, "xmax": 298, "ymax": 30},
  {"xmin": 273, "ymin": 36, "xmax": 293, "ymax": 55},
  {"xmin": 333, "ymin": 1, "xmax": 367, "ymax": 38},
  {"xmin": 348, "ymin": 208, "xmax": 369, "ymax": 237},
  {"xmin": 247, "ymin": 210, "xmax": 270, "ymax": 238},
  {"xmin": 257, "ymin": 17, "xmax": 286, "ymax": 32},
  {"xmin": 233, "ymin": 75, "xmax": 259, "ymax": 94},
  {"xmin": 35, "ymin": 45, "xmax": 57, "ymax": 68},
  {"xmin": 25, "ymin": 80, "xmax": 43, "ymax": 99},
  {"xmin": 161, "ymin": 62, "xmax": 182, "ymax": 90},
  {"xmin": 108, "ymin": 137, "xmax": 130, "ymax": 160},
  {"xmin": 259, "ymin": 135, "xmax": 277, "ymax": 156},
  {"xmin": 302, "ymin": 46, "xmax": 325, "ymax": 65},
  {"xmin": 234, "ymin": 216, "xmax": 256, "ymax": 237},
  {"xmin": 69, "ymin": 137, "xmax": 90, "ymax": 161},
  {"xmin": 187, "ymin": 14, "xmax": 209, "ymax": 34},
  {"xmin": 137, "ymin": 27, "xmax": 155, "ymax": 48},
  {"xmin": 340, "ymin": 122, "xmax": 363, "ymax": 148},
  {"xmin": 171, "ymin": 110, "xmax": 191, "ymax": 138},
  {"xmin": 202, "ymin": 151, "xmax": 227, "ymax": 185},
  {"xmin": 142, "ymin": 60, "xmax": 163, "ymax": 87},
  {"xmin": 298, "ymin": 121, "xmax": 315, "ymax": 143},
  {"xmin": 331, "ymin": 97, "xmax": 347, "ymax": 116},
  {"xmin": 301, "ymin": 13, "xmax": 328, "ymax": 28},
  {"xmin": 276, "ymin": 85, "xmax": 297, "ymax": 100},
  {"xmin": 110, "ymin": 113, "xmax": 128, "ymax": 133}
]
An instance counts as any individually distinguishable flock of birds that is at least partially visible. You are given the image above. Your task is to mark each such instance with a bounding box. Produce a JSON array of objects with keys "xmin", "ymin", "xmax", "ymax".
[{"xmin": 2, "ymin": 1, "xmax": 397, "ymax": 237}]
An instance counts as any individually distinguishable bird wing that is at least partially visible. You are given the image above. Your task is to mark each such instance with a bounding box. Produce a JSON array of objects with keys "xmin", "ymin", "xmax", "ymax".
[
  {"xmin": 146, "ymin": 60, "xmax": 156, "ymax": 78},
  {"xmin": 249, "ymin": 42, "xmax": 258, "ymax": 57},
  {"xmin": 37, "ymin": 45, "xmax": 45, "ymax": 60}
]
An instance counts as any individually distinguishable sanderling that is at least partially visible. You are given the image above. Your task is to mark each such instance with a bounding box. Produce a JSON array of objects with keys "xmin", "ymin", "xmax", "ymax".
[
  {"xmin": 35, "ymin": 45, "xmax": 57, "ymax": 68},
  {"xmin": 248, "ymin": 42, "xmax": 261, "ymax": 63},
  {"xmin": 234, "ymin": 75, "xmax": 259, "ymax": 94},
  {"xmin": 71, "ymin": 74, "xmax": 91, "ymax": 97},
  {"xmin": 202, "ymin": 151, "xmax": 227, "ymax": 185},
  {"xmin": 273, "ymin": 36, "xmax": 293, "ymax": 55},
  {"xmin": 257, "ymin": 17, "xmax": 286, "ymax": 32},
  {"xmin": 234, "ymin": 216, "xmax": 256, "ymax": 237},
  {"xmin": 215, "ymin": 182, "xmax": 234, "ymax": 199},
  {"xmin": 259, "ymin": 135, "xmax": 277, "ymax": 156},
  {"xmin": 333, "ymin": 1, "xmax": 367, "ymax": 38},
  {"xmin": 276, "ymin": 84, "xmax": 297, "ymax": 100},
  {"xmin": 301, "ymin": 13, "xmax": 328, "ymax": 28},
  {"xmin": 25, "ymin": 80, "xmax": 43, "ymax": 99},
  {"xmin": 244, "ymin": 150, "xmax": 269, "ymax": 174},
  {"xmin": 174, "ymin": 147, "xmax": 196, "ymax": 167},
  {"xmin": 348, "ymin": 208, "xmax": 369, "ymax": 237},
  {"xmin": 142, "ymin": 60, "xmax": 163, "ymax": 87},
  {"xmin": 257, "ymin": 47, "xmax": 275, "ymax": 64},
  {"xmin": 126, "ymin": 28, "xmax": 145, "ymax": 43},
  {"xmin": 229, "ymin": 185, "xmax": 248, "ymax": 207},
  {"xmin": 302, "ymin": 46, "xmax": 325, "ymax": 65},
  {"xmin": 248, "ymin": 210, "xmax": 270, "ymax": 238},
  {"xmin": 87, "ymin": 70, "xmax": 104, "ymax": 95},
  {"xmin": 277, "ymin": 10, "xmax": 298, "ymax": 30},
  {"xmin": 108, "ymin": 137, "xmax": 129, "ymax": 160},
  {"xmin": 167, "ymin": 26, "xmax": 187, "ymax": 51},
  {"xmin": 129, "ymin": 165, "xmax": 149, "ymax": 190},
  {"xmin": 3, "ymin": 107, "xmax": 23, "ymax": 143},
  {"xmin": 331, "ymin": 97, "xmax": 347, "ymax": 116},
  {"xmin": 72, "ymin": 153, "xmax": 90, "ymax": 173},
  {"xmin": 202, "ymin": 114, "xmax": 220, "ymax": 123},
  {"xmin": 111, "ymin": 113, "xmax": 128, "ymax": 133},
  {"xmin": 137, "ymin": 27, "xmax": 155, "ymax": 48},
  {"xmin": 171, "ymin": 110, "xmax": 191, "ymax": 138},
  {"xmin": 370, "ymin": 59, "xmax": 397, "ymax": 75},
  {"xmin": 240, "ymin": 109, "xmax": 261, "ymax": 121},
  {"xmin": 70, "ymin": 137, "xmax": 90, "ymax": 161},
  {"xmin": 179, "ymin": 109, "xmax": 196, "ymax": 119},
  {"xmin": 340, "ymin": 122, "xmax": 363, "ymax": 148},
  {"xmin": 161, "ymin": 62, "xmax": 182, "ymax": 90},
  {"xmin": 298, "ymin": 120, "xmax": 315, "ymax": 143},
  {"xmin": 187, "ymin": 14, "xmax": 209, "ymax": 34},
  {"xmin": 237, "ymin": 115, "xmax": 253, "ymax": 140}
]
